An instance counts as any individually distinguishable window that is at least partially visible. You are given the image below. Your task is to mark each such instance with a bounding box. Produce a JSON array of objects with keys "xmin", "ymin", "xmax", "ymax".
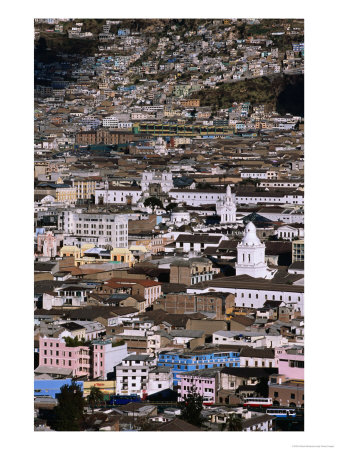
[
  {"xmin": 274, "ymin": 392, "xmax": 278, "ymax": 398},
  {"xmin": 291, "ymin": 393, "xmax": 295, "ymax": 399}
]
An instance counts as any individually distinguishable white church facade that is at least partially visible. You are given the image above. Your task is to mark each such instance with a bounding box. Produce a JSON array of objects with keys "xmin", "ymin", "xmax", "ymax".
[{"xmin": 216, "ymin": 185, "xmax": 237, "ymax": 223}]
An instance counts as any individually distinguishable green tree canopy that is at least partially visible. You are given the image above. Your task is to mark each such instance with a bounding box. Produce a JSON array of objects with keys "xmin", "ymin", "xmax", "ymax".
[
  {"xmin": 179, "ymin": 389, "xmax": 203, "ymax": 427},
  {"xmin": 254, "ymin": 377, "xmax": 269, "ymax": 398},
  {"xmin": 63, "ymin": 336, "xmax": 89, "ymax": 347},
  {"xmin": 54, "ymin": 382, "xmax": 85, "ymax": 431},
  {"xmin": 87, "ymin": 386, "xmax": 105, "ymax": 412},
  {"xmin": 226, "ymin": 413, "xmax": 243, "ymax": 431},
  {"xmin": 165, "ymin": 202, "xmax": 178, "ymax": 212},
  {"xmin": 144, "ymin": 196, "xmax": 164, "ymax": 212}
]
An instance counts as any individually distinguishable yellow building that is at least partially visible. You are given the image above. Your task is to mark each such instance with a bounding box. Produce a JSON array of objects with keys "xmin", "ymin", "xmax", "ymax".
[
  {"xmin": 180, "ymin": 99, "xmax": 200, "ymax": 107},
  {"xmin": 75, "ymin": 244, "xmax": 109, "ymax": 266},
  {"xmin": 60, "ymin": 245, "xmax": 81, "ymax": 259},
  {"xmin": 83, "ymin": 380, "xmax": 116, "ymax": 397},
  {"xmin": 56, "ymin": 187, "xmax": 77, "ymax": 204},
  {"xmin": 72, "ymin": 178, "xmax": 97, "ymax": 200},
  {"xmin": 110, "ymin": 248, "xmax": 134, "ymax": 267}
]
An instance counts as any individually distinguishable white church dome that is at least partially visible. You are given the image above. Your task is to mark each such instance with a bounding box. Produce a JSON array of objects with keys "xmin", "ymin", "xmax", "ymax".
[{"xmin": 241, "ymin": 222, "xmax": 261, "ymax": 246}]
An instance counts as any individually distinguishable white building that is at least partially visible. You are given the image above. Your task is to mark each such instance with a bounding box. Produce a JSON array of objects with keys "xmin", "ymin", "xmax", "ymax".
[
  {"xmin": 92, "ymin": 341, "xmax": 128, "ymax": 380},
  {"xmin": 235, "ymin": 192, "xmax": 304, "ymax": 206},
  {"xmin": 146, "ymin": 366, "xmax": 173, "ymax": 396},
  {"xmin": 258, "ymin": 206, "xmax": 304, "ymax": 224},
  {"xmin": 141, "ymin": 170, "xmax": 174, "ymax": 194},
  {"xmin": 174, "ymin": 233, "xmax": 225, "ymax": 254},
  {"xmin": 95, "ymin": 186, "xmax": 142, "ymax": 205},
  {"xmin": 187, "ymin": 276, "xmax": 304, "ymax": 314},
  {"xmin": 240, "ymin": 169, "xmax": 278, "ymax": 180},
  {"xmin": 153, "ymin": 137, "xmax": 169, "ymax": 156},
  {"xmin": 102, "ymin": 115, "xmax": 119, "ymax": 127},
  {"xmin": 169, "ymin": 189, "xmax": 228, "ymax": 207},
  {"xmin": 236, "ymin": 222, "xmax": 276, "ymax": 279},
  {"xmin": 277, "ymin": 224, "xmax": 304, "ymax": 241},
  {"xmin": 59, "ymin": 210, "xmax": 128, "ymax": 247},
  {"xmin": 212, "ymin": 330, "xmax": 288, "ymax": 348},
  {"xmin": 216, "ymin": 185, "xmax": 237, "ymax": 223},
  {"xmin": 116, "ymin": 354, "xmax": 155, "ymax": 397},
  {"xmin": 170, "ymin": 209, "xmax": 191, "ymax": 226}
]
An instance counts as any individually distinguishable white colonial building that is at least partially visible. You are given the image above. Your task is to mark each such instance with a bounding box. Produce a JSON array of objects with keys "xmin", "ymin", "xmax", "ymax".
[
  {"xmin": 141, "ymin": 170, "xmax": 174, "ymax": 194},
  {"xmin": 169, "ymin": 189, "xmax": 228, "ymax": 207},
  {"xmin": 216, "ymin": 185, "xmax": 237, "ymax": 223},
  {"xmin": 95, "ymin": 186, "xmax": 142, "ymax": 205}
]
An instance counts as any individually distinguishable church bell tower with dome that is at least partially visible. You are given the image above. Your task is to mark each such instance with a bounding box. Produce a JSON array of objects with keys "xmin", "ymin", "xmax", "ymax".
[{"xmin": 235, "ymin": 221, "xmax": 273, "ymax": 279}]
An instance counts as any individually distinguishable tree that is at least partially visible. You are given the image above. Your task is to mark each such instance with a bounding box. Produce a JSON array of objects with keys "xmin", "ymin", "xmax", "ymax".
[
  {"xmin": 254, "ymin": 377, "xmax": 269, "ymax": 398},
  {"xmin": 87, "ymin": 386, "xmax": 105, "ymax": 413},
  {"xmin": 63, "ymin": 336, "xmax": 89, "ymax": 347},
  {"xmin": 144, "ymin": 196, "xmax": 164, "ymax": 212},
  {"xmin": 226, "ymin": 413, "xmax": 243, "ymax": 431},
  {"xmin": 179, "ymin": 389, "xmax": 203, "ymax": 427},
  {"xmin": 54, "ymin": 382, "xmax": 85, "ymax": 431},
  {"xmin": 165, "ymin": 202, "xmax": 178, "ymax": 212}
]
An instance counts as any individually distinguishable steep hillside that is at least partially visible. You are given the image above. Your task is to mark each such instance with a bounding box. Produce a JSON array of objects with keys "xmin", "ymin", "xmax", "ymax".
[{"xmin": 194, "ymin": 74, "xmax": 304, "ymax": 116}]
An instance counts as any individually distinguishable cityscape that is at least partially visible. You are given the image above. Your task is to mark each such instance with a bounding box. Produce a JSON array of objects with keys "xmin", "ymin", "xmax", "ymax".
[{"xmin": 34, "ymin": 18, "xmax": 305, "ymax": 432}]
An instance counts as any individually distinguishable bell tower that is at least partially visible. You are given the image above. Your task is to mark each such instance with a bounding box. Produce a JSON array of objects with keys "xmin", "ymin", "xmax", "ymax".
[
  {"xmin": 216, "ymin": 184, "xmax": 237, "ymax": 223},
  {"xmin": 235, "ymin": 222, "xmax": 270, "ymax": 278}
]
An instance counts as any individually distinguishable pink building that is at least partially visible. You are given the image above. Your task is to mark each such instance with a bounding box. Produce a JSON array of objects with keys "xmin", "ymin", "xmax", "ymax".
[
  {"xmin": 37, "ymin": 231, "xmax": 58, "ymax": 257},
  {"xmin": 38, "ymin": 336, "xmax": 90, "ymax": 378},
  {"xmin": 275, "ymin": 347, "xmax": 304, "ymax": 380},
  {"xmin": 37, "ymin": 337, "xmax": 128, "ymax": 380},
  {"xmin": 178, "ymin": 368, "xmax": 221, "ymax": 405}
]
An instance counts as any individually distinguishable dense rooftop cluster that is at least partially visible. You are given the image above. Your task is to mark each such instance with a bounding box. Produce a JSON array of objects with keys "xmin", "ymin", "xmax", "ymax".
[{"xmin": 34, "ymin": 18, "xmax": 304, "ymax": 432}]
